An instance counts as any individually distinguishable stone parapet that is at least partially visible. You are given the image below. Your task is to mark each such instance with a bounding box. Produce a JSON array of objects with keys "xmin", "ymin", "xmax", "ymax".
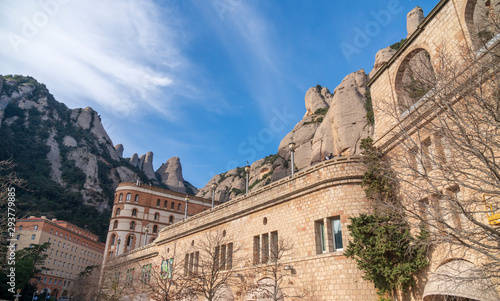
[{"xmin": 154, "ymin": 155, "xmax": 365, "ymax": 245}]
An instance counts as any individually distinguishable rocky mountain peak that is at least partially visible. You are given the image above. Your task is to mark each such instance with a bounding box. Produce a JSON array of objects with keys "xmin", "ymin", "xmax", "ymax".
[
  {"xmin": 304, "ymin": 85, "xmax": 332, "ymax": 117},
  {"xmin": 198, "ymin": 70, "xmax": 373, "ymax": 203},
  {"xmin": 156, "ymin": 156, "xmax": 197, "ymax": 194}
]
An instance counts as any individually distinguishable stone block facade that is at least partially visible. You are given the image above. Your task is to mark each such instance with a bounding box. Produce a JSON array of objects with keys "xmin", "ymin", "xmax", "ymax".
[{"xmin": 104, "ymin": 157, "xmax": 377, "ymax": 300}]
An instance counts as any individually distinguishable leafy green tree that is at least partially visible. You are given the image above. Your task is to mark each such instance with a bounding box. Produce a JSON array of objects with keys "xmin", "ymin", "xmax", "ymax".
[
  {"xmin": 345, "ymin": 214, "xmax": 428, "ymax": 300},
  {"xmin": 0, "ymin": 243, "xmax": 50, "ymax": 300}
]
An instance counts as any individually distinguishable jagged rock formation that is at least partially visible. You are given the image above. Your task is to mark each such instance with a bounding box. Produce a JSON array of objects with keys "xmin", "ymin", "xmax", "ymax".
[
  {"xmin": 407, "ymin": 6, "xmax": 424, "ymax": 37},
  {"xmin": 280, "ymin": 71, "xmax": 372, "ymax": 169},
  {"xmin": 130, "ymin": 153, "xmax": 139, "ymax": 167},
  {"xmin": 368, "ymin": 47, "xmax": 396, "ymax": 79},
  {"xmin": 0, "ymin": 75, "xmax": 152, "ymax": 240},
  {"xmin": 115, "ymin": 144, "xmax": 124, "ymax": 158},
  {"xmin": 137, "ymin": 151, "xmax": 156, "ymax": 180},
  {"xmin": 156, "ymin": 157, "xmax": 198, "ymax": 194},
  {"xmin": 0, "ymin": 76, "xmax": 143, "ymax": 198},
  {"xmin": 198, "ymin": 72, "xmax": 373, "ymax": 202},
  {"xmin": 304, "ymin": 85, "xmax": 332, "ymax": 117}
]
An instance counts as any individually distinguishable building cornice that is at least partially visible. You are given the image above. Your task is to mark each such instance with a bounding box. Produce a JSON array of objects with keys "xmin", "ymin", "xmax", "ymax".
[
  {"xmin": 116, "ymin": 184, "xmax": 213, "ymax": 206},
  {"xmin": 154, "ymin": 156, "xmax": 364, "ymax": 245}
]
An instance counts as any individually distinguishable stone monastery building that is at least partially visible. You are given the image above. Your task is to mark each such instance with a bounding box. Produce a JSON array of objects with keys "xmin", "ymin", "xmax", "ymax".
[{"xmin": 102, "ymin": 0, "xmax": 500, "ymax": 300}]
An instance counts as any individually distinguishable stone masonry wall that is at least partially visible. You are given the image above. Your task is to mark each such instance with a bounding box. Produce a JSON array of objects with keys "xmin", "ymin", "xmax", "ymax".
[{"xmin": 105, "ymin": 156, "xmax": 378, "ymax": 300}]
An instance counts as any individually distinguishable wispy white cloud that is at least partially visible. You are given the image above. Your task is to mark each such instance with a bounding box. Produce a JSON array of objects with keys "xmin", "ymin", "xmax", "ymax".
[
  {"xmin": 0, "ymin": 0, "xmax": 192, "ymax": 120},
  {"xmin": 199, "ymin": 0, "xmax": 299, "ymax": 120}
]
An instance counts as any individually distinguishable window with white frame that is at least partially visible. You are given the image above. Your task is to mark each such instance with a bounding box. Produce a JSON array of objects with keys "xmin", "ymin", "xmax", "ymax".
[{"xmin": 315, "ymin": 216, "xmax": 343, "ymax": 254}]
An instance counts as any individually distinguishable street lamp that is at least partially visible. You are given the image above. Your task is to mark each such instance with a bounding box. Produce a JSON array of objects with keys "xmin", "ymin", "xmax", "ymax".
[
  {"xmin": 245, "ymin": 162, "xmax": 250, "ymax": 196},
  {"xmin": 116, "ymin": 237, "xmax": 121, "ymax": 255},
  {"xmin": 184, "ymin": 195, "xmax": 189, "ymax": 220},
  {"xmin": 144, "ymin": 225, "xmax": 149, "ymax": 247},
  {"xmin": 289, "ymin": 139, "xmax": 296, "ymax": 177},
  {"xmin": 211, "ymin": 182, "xmax": 217, "ymax": 208}
]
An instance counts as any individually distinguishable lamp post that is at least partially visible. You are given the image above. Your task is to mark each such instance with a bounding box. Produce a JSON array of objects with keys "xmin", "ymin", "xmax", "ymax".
[
  {"xmin": 245, "ymin": 162, "xmax": 250, "ymax": 196},
  {"xmin": 211, "ymin": 182, "xmax": 217, "ymax": 208},
  {"xmin": 144, "ymin": 225, "xmax": 149, "ymax": 247},
  {"xmin": 289, "ymin": 140, "xmax": 296, "ymax": 177},
  {"xmin": 116, "ymin": 237, "xmax": 121, "ymax": 255},
  {"xmin": 184, "ymin": 195, "xmax": 189, "ymax": 220}
]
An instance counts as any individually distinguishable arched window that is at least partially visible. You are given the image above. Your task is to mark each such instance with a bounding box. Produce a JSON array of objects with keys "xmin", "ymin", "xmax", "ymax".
[
  {"xmin": 113, "ymin": 221, "xmax": 118, "ymax": 229},
  {"xmin": 130, "ymin": 221, "xmax": 135, "ymax": 230},
  {"xmin": 395, "ymin": 48, "xmax": 435, "ymax": 114},
  {"xmin": 134, "ymin": 194, "xmax": 139, "ymax": 202},
  {"xmin": 465, "ymin": 0, "xmax": 500, "ymax": 50},
  {"xmin": 169, "ymin": 216, "xmax": 174, "ymax": 224},
  {"xmin": 116, "ymin": 208, "xmax": 120, "ymax": 216},
  {"xmin": 119, "ymin": 193, "xmax": 123, "ymax": 202},
  {"xmin": 171, "ymin": 202, "xmax": 175, "ymax": 210},
  {"xmin": 164, "ymin": 200, "xmax": 168, "ymax": 208},
  {"xmin": 126, "ymin": 235, "xmax": 133, "ymax": 247},
  {"xmin": 178, "ymin": 204, "xmax": 182, "ymax": 211},
  {"xmin": 126, "ymin": 193, "xmax": 131, "ymax": 201},
  {"xmin": 110, "ymin": 234, "xmax": 116, "ymax": 245},
  {"xmin": 153, "ymin": 225, "xmax": 158, "ymax": 233},
  {"xmin": 156, "ymin": 199, "xmax": 160, "ymax": 207},
  {"xmin": 132, "ymin": 209, "xmax": 137, "ymax": 217},
  {"xmin": 154, "ymin": 213, "xmax": 159, "ymax": 221}
]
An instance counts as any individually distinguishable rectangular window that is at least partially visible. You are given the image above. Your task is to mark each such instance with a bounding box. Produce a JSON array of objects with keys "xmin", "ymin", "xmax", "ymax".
[
  {"xmin": 431, "ymin": 195, "xmax": 445, "ymax": 231},
  {"xmin": 409, "ymin": 147, "xmax": 419, "ymax": 174},
  {"xmin": 34, "ymin": 225, "xmax": 38, "ymax": 230},
  {"xmin": 184, "ymin": 252, "xmax": 198, "ymax": 275},
  {"xmin": 226, "ymin": 243, "xmax": 233, "ymax": 270},
  {"xmin": 261, "ymin": 233, "xmax": 269, "ymax": 263},
  {"xmin": 31, "ymin": 234, "xmax": 36, "ymax": 240},
  {"xmin": 253, "ymin": 236, "xmax": 260, "ymax": 265},
  {"xmin": 220, "ymin": 244, "xmax": 226, "ymax": 270},
  {"xmin": 331, "ymin": 217, "xmax": 343, "ymax": 251},
  {"xmin": 447, "ymin": 186, "xmax": 463, "ymax": 229},
  {"xmin": 214, "ymin": 246, "xmax": 220, "ymax": 269},
  {"xmin": 422, "ymin": 137, "xmax": 432, "ymax": 171},
  {"xmin": 126, "ymin": 268, "xmax": 135, "ymax": 285},
  {"xmin": 419, "ymin": 198, "xmax": 430, "ymax": 232},
  {"xmin": 315, "ymin": 220, "xmax": 326, "ymax": 254},
  {"xmin": 142, "ymin": 264, "xmax": 151, "ymax": 284},
  {"xmin": 433, "ymin": 133, "xmax": 446, "ymax": 165},
  {"xmin": 161, "ymin": 259, "xmax": 173, "ymax": 279},
  {"xmin": 194, "ymin": 251, "xmax": 199, "ymax": 273},
  {"xmin": 270, "ymin": 231, "xmax": 278, "ymax": 262}
]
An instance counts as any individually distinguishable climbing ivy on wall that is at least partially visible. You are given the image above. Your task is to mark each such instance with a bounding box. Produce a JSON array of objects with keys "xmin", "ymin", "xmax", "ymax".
[{"xmin": 345, "ymin": 138, "xmax": 429, "ymax": 300}]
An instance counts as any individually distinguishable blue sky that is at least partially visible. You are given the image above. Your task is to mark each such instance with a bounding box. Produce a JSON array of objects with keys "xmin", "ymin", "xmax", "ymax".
[{"xmin": 0, "ymin": 0, "xmax": 438, "ymax": 188}]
